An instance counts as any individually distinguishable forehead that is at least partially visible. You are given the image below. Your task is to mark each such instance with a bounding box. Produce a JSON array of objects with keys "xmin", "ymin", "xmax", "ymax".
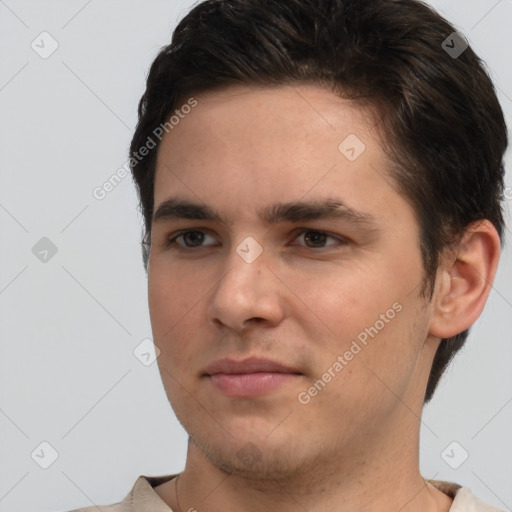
[
  {"xmin": 161, "ymin": 84, "xmax": 381, "ymax": 154},
  {"xmin": 152, "ymin": 84, "xmax": 406, "ymax": 228}
]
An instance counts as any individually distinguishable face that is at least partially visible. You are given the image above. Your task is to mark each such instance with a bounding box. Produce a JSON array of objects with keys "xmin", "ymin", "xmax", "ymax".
[{"xmin": 148, "ymin": 84, "xmax": 438, "ymax": 480}]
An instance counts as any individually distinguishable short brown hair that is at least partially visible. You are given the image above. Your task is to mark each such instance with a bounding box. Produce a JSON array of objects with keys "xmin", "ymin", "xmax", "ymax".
[{"xmin": 129, "ymin": 0, "xmax": 508, "ymax": 403}]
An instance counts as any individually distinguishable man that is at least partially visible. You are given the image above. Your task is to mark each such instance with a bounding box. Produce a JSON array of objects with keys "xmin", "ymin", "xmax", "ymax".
[{"xmin": 69, "ymin": 0, "xmax": 508, "ymax": 510}]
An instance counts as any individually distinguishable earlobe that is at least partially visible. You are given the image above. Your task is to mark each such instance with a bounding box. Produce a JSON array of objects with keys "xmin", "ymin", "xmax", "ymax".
[{"xmin": 428, "ymin": 220, "xmax": 501, "ymax": 339}]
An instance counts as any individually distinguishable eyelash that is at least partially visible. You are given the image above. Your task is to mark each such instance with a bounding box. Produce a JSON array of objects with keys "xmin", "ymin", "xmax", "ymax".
[{"xmin": 164, "ymin": 229, "xmax": 348, "ymax": 251}]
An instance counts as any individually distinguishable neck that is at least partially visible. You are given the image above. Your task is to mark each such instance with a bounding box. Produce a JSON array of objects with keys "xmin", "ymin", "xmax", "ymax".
[{"xmin": 156, "ymin": 433, "xmax": 453, "ymax": 512}]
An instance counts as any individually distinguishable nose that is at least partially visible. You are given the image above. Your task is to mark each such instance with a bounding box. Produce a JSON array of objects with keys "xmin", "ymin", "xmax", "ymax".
[{"xmin": 206, "ymin": 243, "xmax": 285, "ymax": 332}]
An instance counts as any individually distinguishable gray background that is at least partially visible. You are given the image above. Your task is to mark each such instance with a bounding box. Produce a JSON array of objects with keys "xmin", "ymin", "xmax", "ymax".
[{"xmin": 0, "ymin": 1, "xmax": 511, "ymax": 511}]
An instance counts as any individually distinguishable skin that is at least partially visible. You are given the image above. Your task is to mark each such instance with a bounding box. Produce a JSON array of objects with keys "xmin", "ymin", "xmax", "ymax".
[{"xmin": 147, "ymin": 84, "xmax": 500, "ymax": 512}]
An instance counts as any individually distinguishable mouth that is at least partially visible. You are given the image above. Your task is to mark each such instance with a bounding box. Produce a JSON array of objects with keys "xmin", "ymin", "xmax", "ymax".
[
  {"xmin": 204, "ymin": 356, "xmax": 302, "ymax": 375},
  {"xmin": 203, "ymin": 357, "xmax": 303, "ymax": 397}
]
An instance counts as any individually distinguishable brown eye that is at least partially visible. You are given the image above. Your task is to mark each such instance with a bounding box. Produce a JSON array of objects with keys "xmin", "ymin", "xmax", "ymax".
[
  {"xmin": 303, "ymin": 231, "xmax": 329, "ymax": 248},
  {"xmin": 166, "ymin": 230, "xmax": 217, "ymax": 249},
  {"xmin": 181, "ymin": 231, "xmax": 205, "ymax": 247},
  {"xmin": 295, "ymin": 230, "xmax": 343, "ymax": 249}
]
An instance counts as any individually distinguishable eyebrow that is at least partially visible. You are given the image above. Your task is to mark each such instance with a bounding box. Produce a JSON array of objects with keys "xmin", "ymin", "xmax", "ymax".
[{"xmin": 152, "ymin": 197, "xmax": 379, "ymax": 229}]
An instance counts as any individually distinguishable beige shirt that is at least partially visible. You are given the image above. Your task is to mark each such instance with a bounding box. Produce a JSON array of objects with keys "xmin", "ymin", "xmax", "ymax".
[{"xmin": 66, "ymin": 474, "xmax": 505, "ymax": 512}]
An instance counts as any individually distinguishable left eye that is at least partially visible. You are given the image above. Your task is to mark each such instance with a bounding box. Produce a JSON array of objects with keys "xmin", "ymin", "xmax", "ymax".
[{"xmin": 293, "ymin": 230, "xmax": 342, "ymax": 249}]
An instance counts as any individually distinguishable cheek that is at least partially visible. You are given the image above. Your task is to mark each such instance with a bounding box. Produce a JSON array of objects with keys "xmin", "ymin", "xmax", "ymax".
[
  {"xmin": 152, "ymin": 310, "xmax": 200, "ymax": 409},
  {"xmin": 148, "ymin": 276, "xmax": 203, "ymax": 384},
  {"xmin": 280, "ymin": 262, "xmax": 399, "ymax": 340},
  {"xmin": 288, "ymin": 262, "xmax": 424, "ymax": 381},
  {"xmin": 148, "ymin": 262, "xmax": 206, "ymax": 336}
]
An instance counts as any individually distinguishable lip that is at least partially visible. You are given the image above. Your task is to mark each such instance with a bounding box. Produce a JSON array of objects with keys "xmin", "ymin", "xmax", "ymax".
[
  {"xmin": 207, "ymin": 372, "xmax": 301, "ymax": 397},
  {"xmin": 203, "ymin": 357, "xmax": 302, "ymax": 376},
  {"xmin": 203, "ymin": 357, "xmax": 303, "ymax": 397}
]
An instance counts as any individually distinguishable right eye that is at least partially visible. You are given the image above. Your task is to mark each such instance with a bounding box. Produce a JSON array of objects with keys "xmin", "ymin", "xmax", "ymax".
[{"xmin": 165, "ymin": 230, "xmax": 219, "ymax": 250}]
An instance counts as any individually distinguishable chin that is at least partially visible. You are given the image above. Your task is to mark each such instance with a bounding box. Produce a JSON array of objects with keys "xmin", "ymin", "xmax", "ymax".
[{"xmin": 189, "ymin": 428, "xmax": 318, "ymax": 484}]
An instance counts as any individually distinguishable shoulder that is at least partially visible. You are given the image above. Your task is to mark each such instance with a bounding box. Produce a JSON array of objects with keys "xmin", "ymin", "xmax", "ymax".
[
  {"xmin": 429, "ymin": 479, "xmax": 505, "ymax": 512},
  {"xmin": 66, "ymin": 505, "xmax": 125, "ymax": 512},
  {"xmin": 60, "ymin": 474, "xmax": 178, "ymax": 512},
  {"xmin": 451, "ymin": 486, "xmax": 505, "ymax": 512},
  {"xmin": 62, "ymin": 493, "xmax": 130, "ymax": 512}
]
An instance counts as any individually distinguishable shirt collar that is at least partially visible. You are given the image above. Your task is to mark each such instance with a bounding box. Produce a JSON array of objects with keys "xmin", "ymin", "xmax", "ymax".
[{"xmin": 123, "ymin": 474, "xmax": 503, "ymax": 512}]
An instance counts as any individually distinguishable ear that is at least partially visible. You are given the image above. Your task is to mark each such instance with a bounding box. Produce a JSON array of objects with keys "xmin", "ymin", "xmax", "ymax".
[{"xmin": 428, "ymin": 220, "xmax": 501, "ymax": 339}]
